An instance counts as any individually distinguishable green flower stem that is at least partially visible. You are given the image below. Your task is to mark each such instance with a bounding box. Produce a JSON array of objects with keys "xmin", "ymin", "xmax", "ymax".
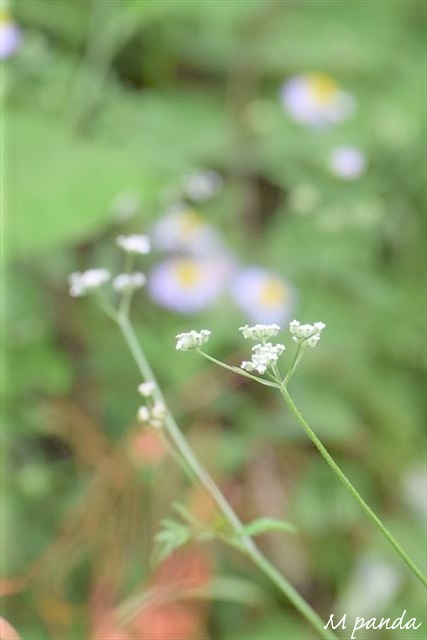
[
  {"xmin": 283, "ymin": 343, "xmax": 303, "ymax": 386},
  {"xmin": 118, "ymin": 252, "xmax": 136, "ymax": 317},
  {"xmin": 197, "ymin": 349, "xmax": 278, "ymax": 388},
  {"xmin": 115, "ymin": 314, "xmax": 339, "ymax": 640},
  {"xmin": 281, "ymin": 385, "xmax": 427, "ymax": 588}
]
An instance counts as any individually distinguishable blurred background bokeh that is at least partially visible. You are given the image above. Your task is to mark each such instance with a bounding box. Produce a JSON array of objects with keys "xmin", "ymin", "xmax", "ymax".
[{"xmin": 2, "ymin": 1, "xmax": 426, "ymax": 638}]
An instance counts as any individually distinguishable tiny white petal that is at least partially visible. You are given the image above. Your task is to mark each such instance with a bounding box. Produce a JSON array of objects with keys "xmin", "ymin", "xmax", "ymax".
[
  {"xmin": 116, "ymin": 234, "xmax": 151, "ymax": 255},
  {"xmin": 289, "ymin": 319, "xmax": 300, "ymax": 335},
  {"xmin": 138, "ymin": 381, "xmax": 156, "ymax": 397},
  {"xmin": 151, "ymin": 402, "xmax": 167, "ymax": 420},
  {"xmin": 68, "ymin": 269, "xmax": 110, "ymax": 297},
  {"xmin": 239, "ymin": 323, "xmax": 281, "ymax": 340},
  {"xmin": 138, "ymin": 406, "xmax": 150, "ymax": 422},
  {"xmin": 290, "ymin": 319, "xmax": 326, "ymax": 346},
  {"xmin": 314, "ymin": 321, "xmax": 326, "ymax": 332},
  {"xmin": 113, "ymin": 272, "xmax": 146, "ymax": 292},
  {"xmin": 175, "ymin": 329, "xmax": 211, "ymax": 351}
]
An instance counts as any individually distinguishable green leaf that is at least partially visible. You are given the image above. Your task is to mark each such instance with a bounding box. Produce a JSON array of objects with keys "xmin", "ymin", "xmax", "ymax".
[
  {"xmin": 152, "ymin": 518, "xmax": 191, "ymax": 566},
  {"xmin": 6, "ymin": 108, "xmax": 155, "ymax": 258},
  {"xmin": 240, "ymin": 517, "xmax": 297, "ymax": 538}
]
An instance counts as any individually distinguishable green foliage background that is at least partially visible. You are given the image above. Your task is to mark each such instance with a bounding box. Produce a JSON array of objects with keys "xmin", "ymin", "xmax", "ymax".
[{"xmin": 2, "ymin": 1, "xmax": 426, "ymax": 638}]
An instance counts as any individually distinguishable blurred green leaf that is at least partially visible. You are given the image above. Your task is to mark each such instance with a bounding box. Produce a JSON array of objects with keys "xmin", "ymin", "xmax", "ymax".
[
  {"xmin": 240, "ymin": 517, "xmax": 297, "ymax": 538},
  {"xmin": 6, "ymin": 108, "xmax": 154, "ymax": 257}
]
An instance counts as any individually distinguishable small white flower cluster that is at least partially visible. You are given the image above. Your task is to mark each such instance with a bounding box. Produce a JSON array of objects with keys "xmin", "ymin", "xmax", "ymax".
[
  {"xmin": 241, "ymin": 342, "xmax": 285, "ymax": 374},
  {"xmin": 116, "ymin": 234, "xmax": 151, "ymax": 255},
  {"xmin": 69, "ymin": 269, "xmax": 110, "ymax": 297},
  {"xmin": 69, "ymin": 234, "xmax": 152, "ymax": 298},
  {"xmin": 137, "ymin": 381, "xmax": 166, "ymax": 428},
  {"xmin": 113, "ymin": 272, "xmax": 146, "ymax": 292},
  {"xmin": 289, "ymin": 320, "xmax": 326, "ymax": 347},
  {"xmin": 239, "ymin": 323, "xmax": 281, "ymax": 340},
  {"xmin": 175, "ymin": 329, "xmax": 211, "ymax": 351},
  {"xmin": 138, "ymin": 381, "xmax": 156, "ymax": 397},
  {"xmin": 138, "ymin": 402, "xmax": 167, "ymax": 429}
]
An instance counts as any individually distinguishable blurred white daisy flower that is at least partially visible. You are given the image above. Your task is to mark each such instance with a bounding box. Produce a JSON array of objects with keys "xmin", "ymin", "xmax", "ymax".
[
  {"xmin": 112, "ymin": 272, "xmax": 146, "ymax": 292},
  {"xmin": 148, "ymin": 255, "xmax": 230, "ymax": 313},
  {"xmin": 280, "ymin": 73, "xmax": 355, "ymax": 126},
  {"xmin": 175, "ymin": 329, "xmax": 211, "ymax": 351},
  {"xmin": 116, "ymin": 234, "xmax": 151, "ymax": 254},
  {"xmin": 241, "ymin": 342, "xmax": 285, "ymax": 374},
  {"xmin": 183, "ymin": 169, "xmax": 223, "ymax": 202},
  {"xmin": 150, "ymin": 205, "xmax": 223, "ymax": 255},
  {"xmin": 231, "ymin": 268, "xmax": 294, "ymax": 324},
  {"xmin": 69, "ymin": 269, "xmax": 110, "ymax": 297},
  {"xmin": 0, "ymin": 11, "xmax": 21, "ymax": 58},
  {"xmin": 329, "ymin": 146, "xmax": 367, "ymax": 180}
]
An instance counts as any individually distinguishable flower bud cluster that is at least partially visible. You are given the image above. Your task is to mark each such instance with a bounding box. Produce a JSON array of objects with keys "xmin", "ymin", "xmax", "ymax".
[
  {"xmin": 138, "ymin": 381, "xmax": 156, "ymax": 397},
  {"xmin": 239, "ymin": 324, "xmax": 281, "ymax": 340},
  {"xmin": 137, "ymin": 381, "xmax": 166, "ymax": 428},
  {"xmin": 113, "ymin": 272, "xmax": 146, "ymax": 292},
  {"xmin": 69, "ymin": 269, "xmax": 110, "ymax": 297},
  {"xmin": 175, "ymin": 330, "xmax": 211, "ymax": 351},
  {"xmin": 289, "ymin": 320, "xmax": 325, "ymax": 347},
  {"xmin": 241, "ymin": 342, "xmax": 285, "ymax": 374},
  {"xmin": 116, "ymin": 234, "xmax": 151, "ymax": 254},
  {"xmin": 138, "ymin": 401, "xmax": 167, "ymax": 429}
]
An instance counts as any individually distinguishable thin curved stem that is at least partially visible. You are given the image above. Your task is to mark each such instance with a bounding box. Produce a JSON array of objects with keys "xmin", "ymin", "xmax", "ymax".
[
  {"xmin": 281, "ymin": 385, "xmax": 427, "ymax": 588},
  {"xmin": 197, "ymin": 349, "xmax": 278, "ymax": 388},
  {"xmin": 115, "ymin": 314, "xmax": 339, "ymax": 639}
]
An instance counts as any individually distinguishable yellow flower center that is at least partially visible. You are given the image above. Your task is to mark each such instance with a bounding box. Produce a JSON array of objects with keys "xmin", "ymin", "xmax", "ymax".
[
  {"xmin": 174, "ymin": 260, "xmax": 203, "ymax": 289},
  {"xmin": 259, "ymin": 279, "xmax": 288, "ymax": 307},
  {"xmin": 307, "ymin": 74, "xmax": 338, "ymax": 105},
  {"xmin": 0, "ymin": 11, "xmax": 11, "ymax": 25}
]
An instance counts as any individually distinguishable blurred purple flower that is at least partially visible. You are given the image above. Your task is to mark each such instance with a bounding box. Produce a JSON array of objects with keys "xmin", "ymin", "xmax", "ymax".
[
  {"xmin": 280, "ymin": 74, "xmax": 355, "ymax": 127},
  {"xmin": 0, "ymin": 13, "xmax": 21, "ymax": 59},
  {"xmin": 148, "ymin": 255, "xmax": 232, "ymax": 314},
  {"xmin": 150, "ymin": 205, "xmax": 223, "ymax": 255},
  {"xmin": 329, "ymin": 147, "xmax": 366, "ymax": 180},
  {"xmin": 231, "ymin": 267, "xmax": 295, "ymax": 324}
]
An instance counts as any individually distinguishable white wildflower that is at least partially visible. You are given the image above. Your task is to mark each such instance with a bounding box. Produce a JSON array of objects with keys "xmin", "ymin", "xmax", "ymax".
[
  {"xmin": 290, "ymin": 320, "xmax": 326, "ymax": 347},
  {"xmin": 113, "ymin": 272, "xmax": 146, "ymax": 292},
  {"xmin": 239, "ymin": 324, "xmax": 281, "ymax": 340},
  {"xmin": 138, "ymin": 381, "xmax": 156, "ymax": 397},
  {"xmin": 137, "ymin": 401, "xmax": 167, "ymax": 428},
  {"xmin": 69, "ymin": 269, "xmax": 110, "ymax": 297},
  {"xmin": 137, "ymin": 406, "xmax": 150, "ymax": 422},
  {"xmin": 149, "ymin": 401, "xmax": 167, "ymax": 428},
  {"xmin": 175, "ymin": 329, "xmax": 211, "ymax": 351},
  {"xmin": 116, "ymin": 234, "xmax": 151, "ymax": 254},
  {"xmin": 241, "ymin": 342, "xmax": 285, "ymax": 374},
  {"xmin": 151, "ymin": 402, "xmax": 167, "ymax": 420}
]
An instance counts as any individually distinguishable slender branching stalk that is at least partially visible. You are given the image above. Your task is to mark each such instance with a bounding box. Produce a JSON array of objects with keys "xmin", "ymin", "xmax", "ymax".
[
  {"xmin": 71, "ymin": 248, "xmax": 424, "ymax": 640},
  {"xmin": 279, "ymin": 384, "xmax": 427, "ymax": 588},
  {"xmin": 113, "ymin": 311, "xmax": 339, "ymax": 640},
  {"xmin": 197, "ymin": 321, "xmax": 427, "ymax": 589}
]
